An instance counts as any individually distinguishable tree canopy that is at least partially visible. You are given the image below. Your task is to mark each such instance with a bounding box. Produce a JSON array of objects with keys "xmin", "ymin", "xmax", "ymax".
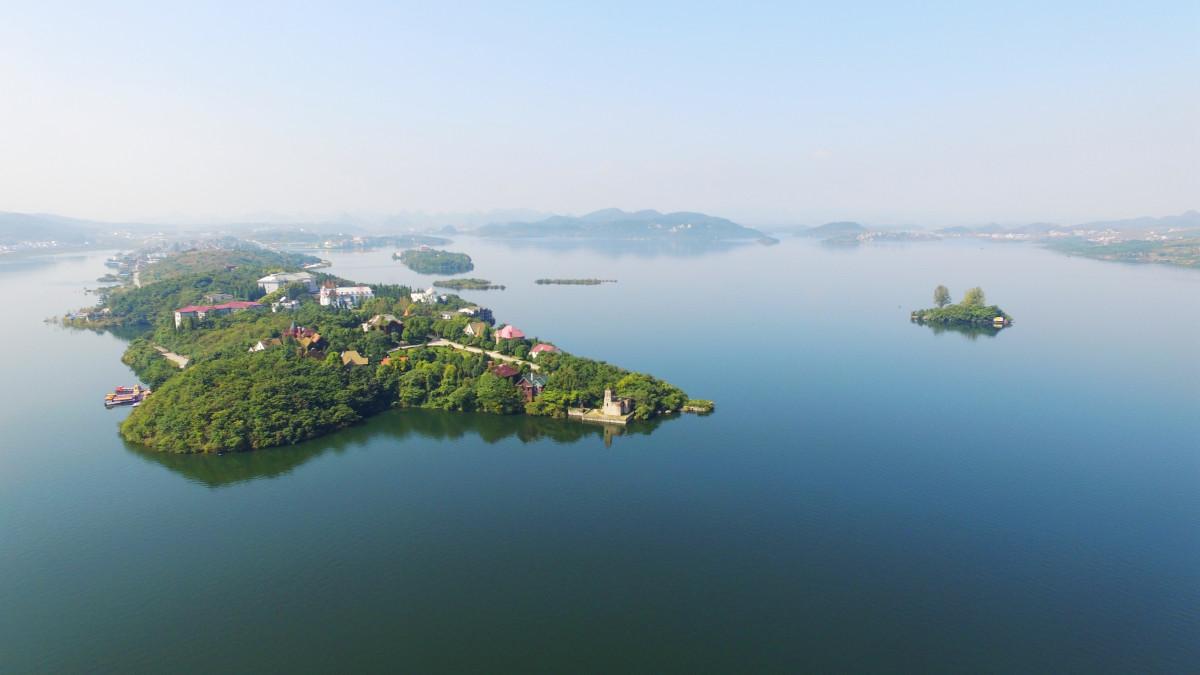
[
  {"xmin": 962, "ymin": 286, "xmax": 987, "ymax": 307},
  {"xmin": 934, "ymin": 285, "xmax": 951, "ymax": 308}
]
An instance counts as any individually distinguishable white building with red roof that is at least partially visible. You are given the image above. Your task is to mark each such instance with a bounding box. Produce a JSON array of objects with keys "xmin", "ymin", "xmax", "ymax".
[
  {"xmin": 175, "ymin": 300, "xmax": 263, "ymax": 328},
  {"xmin": 529, "ymin": 343, "xmax": 559, "ymax": 358}
]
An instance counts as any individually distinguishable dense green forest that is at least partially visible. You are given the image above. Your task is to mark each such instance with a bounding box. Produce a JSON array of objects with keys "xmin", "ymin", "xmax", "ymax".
[
  {"xmin": 120, "ymin": 350, "xmax": 389, "ymax": 453},
  {"xmin": 395, "ymin": 248, "xmax": 474, "ymax": 274},
  {"xmin": 97, "ymin": 247, "xmax": 694, "ymax": 454},
  {"xmin": 138, "ymin": 247, "xmax": 318, "ymax": 285},
  {"xmin": 121, "ymin": 338, "xmax": 183, "ymax": 388}
]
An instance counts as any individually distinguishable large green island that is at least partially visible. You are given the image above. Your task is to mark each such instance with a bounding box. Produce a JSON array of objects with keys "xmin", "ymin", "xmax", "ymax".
[
  {"xmin": 77, "ymin": 245, "xmax": 700, "ymax": 453},
  {"xmin": 394, "ymin": 248, "xmax": 474, "ymax": 274}
]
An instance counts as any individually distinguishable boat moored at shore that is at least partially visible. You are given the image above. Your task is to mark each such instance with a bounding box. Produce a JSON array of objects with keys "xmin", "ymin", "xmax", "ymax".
[{"xmin": 105, "ymin": 385, "xmax": 151, "ymax": 408}]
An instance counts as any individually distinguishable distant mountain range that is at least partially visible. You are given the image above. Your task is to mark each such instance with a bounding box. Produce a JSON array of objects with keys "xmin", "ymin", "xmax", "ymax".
[
  {"xmin": 0, "ymin": 212, "xmax": 129, "ymax": 245},
  {"xmin": 1073, "ymin": 210, "xmax": 1200, "ymax": 233},
  {"xmin": 475, "ymin": 208, "xmax": 768, "ymax": 240},
  {"xmin": 3, "ymin": 208, "xmax": 1197, "ymax": 247},
  {"xmin": 0, "ymin": 211, "xmax": 184, "ymax": 246}
]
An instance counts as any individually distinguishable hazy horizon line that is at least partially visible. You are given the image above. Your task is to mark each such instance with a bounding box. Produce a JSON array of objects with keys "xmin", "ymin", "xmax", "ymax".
[{"xmin": 4, "ymin": 205, "xmax": 1197, "ymax": 232}]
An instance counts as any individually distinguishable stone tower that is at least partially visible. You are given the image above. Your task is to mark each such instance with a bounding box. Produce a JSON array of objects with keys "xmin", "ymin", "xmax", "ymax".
[{"xmin": 602, "ymin": 389, "xmax": 624, "ymax": 416}]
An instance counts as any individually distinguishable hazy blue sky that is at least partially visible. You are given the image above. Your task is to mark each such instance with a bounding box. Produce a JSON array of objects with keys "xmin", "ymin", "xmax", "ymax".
[{"xmin": 1, "ymin": 1, "xmax": 1196, "ymax": 226}]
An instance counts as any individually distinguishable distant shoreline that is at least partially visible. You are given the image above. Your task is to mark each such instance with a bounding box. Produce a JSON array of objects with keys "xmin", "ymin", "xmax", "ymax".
[{"xmin": 535, "ymin": 278, "xmax": 617, "ymax": 286}]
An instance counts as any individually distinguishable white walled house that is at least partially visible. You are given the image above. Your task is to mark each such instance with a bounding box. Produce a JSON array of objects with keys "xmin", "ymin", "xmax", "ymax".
[
  {"xmin": 271, "ymin": 298, "xmax": 301, "ymax": 312},
  {"xmin": 410, "ymin": 287, "xmax": 439, "ymax": 304},
  {"xmin": 319, "ymin": 285, "xmax": 374, "ymax": 308},
  {"xmin": 257, "ymin": 272, "xmax": 317, "ymax": 294}
]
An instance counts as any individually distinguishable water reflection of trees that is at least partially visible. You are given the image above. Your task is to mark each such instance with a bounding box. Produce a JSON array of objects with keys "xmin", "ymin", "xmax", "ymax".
[
  {"xmin": 125, "ymin": 409, "xmax": 670, "ymax": 488},
  {"xmin": 916, "ymin": 321, "xmax": 1002, "ymax": 340}
]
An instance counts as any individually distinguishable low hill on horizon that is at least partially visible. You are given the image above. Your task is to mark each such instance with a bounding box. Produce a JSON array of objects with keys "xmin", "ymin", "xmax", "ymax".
[
  {"xmin": 1075, "ymin": 210, "xmax": 1200, "ymax": 233},
  {"xmin": 0, "ymin": 212, "xmax": 115, "ymax": 245},
  {"xmin": 794, "ymin": 221, "xmax": 868, "ymax": 238},
  {"xmin": 475, "ymin": 208, "xmax": 767, "ymax": 240}
]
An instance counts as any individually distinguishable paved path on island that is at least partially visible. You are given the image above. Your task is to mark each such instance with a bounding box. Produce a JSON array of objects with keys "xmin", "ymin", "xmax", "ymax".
[
  {"xmin": 154, "ymin": 345, "xmax": 191, "ymax": 369},
  {"xmin": 396, "ymin": 338, "xmax": 540, "ymax": 371}
]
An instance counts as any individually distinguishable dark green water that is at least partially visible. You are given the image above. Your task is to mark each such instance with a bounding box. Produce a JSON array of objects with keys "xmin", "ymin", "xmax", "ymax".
[{"xmin": 1, "ymin": 239, "xmax": 1197, "ymax": 673}]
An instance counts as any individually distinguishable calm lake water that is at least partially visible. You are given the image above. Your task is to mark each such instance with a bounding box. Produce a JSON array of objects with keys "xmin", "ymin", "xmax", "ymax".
[{"xmin": 1, "ymin": 237, "xmax": 1198, "ymax": 672}]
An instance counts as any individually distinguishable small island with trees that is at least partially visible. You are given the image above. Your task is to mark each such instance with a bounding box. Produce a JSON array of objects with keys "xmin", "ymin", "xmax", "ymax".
[
  {"xmin": 534, "ymin": 278, "xmax": 617, "ymax": 285},
  {"xmin": 395, "ymin": 248, "xmax": 474, "ymax": 274},
  {"xmin": 911, "ymin": 285, "xmax": 1012, "ymax": 328},
  {"xmin": 434, "ymin": 278, "xmax": 505, "ymax": 290}
]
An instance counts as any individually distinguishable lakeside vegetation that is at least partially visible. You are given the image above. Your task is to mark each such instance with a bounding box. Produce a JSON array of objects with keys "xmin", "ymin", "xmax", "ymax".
[
  {"xmin": 73, "ymin": 247, "xmax": 697, "ymax": 454},
  {"xmin": 1046, "ymin": 236, "xmax": 1200, "ymax": 269},
  {"xmin": 121, "ymin": 339, "xmax": 183, "ymax": 388},
  {"xmin": 534, "ymin": 278, "xmax": 617, "ymax": 285},
  {"xmin": 912, "ymin": 286, "xmax": 1012, "ymax": 327},
  {"xmin": 433, "ymin": 278, "xmax": 505, "ymax": 290},
  {"xmin": 395, "ymin": 248, "xmax": 474, "ymax": 274}
]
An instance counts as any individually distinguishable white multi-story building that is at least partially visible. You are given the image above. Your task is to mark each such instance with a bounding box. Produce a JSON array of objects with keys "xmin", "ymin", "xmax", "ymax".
[
  {"xmin": 410, "ymin": 287, "xmax": 439, "ymax": 304},
  {"xmin": 257, "ymin": 272, "xmax": 317, "ymax": 294},
  {"xmin": 319, "ymin": 285, "xmax": 374, "ymax": 308}
]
